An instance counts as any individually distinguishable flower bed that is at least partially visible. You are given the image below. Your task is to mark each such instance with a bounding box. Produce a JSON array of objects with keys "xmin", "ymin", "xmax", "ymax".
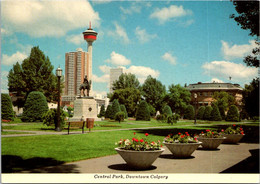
[
  {"xmin": 221, "ymin": 124, "xmax": 245, "ymax": 144},
  {"xmin": 197, "ymin": 129, "xmax": 226, "ymax": 150}
]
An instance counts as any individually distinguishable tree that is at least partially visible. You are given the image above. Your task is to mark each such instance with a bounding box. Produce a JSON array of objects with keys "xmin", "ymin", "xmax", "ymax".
[
  {"xmin": 21, "ymin": 91, "xmax": 49, "ymax": 122},
  {"xmin": 42, "ymin": 108, "xmax": 66, "ymax": 129},
  {"xmin": 210, "ymin": 103, "xmax": 222, "ymax": 121},
  {"xmin": 105, "ymin": 105, "xmax": 112, "ymax": 119},
  {"xmin": 203, "ymin": 106, "xmax": 213, "ymax": 120},
  {"xmin": 115, "ymin": 112, "xmax": 125, "ymax": 123},
  {"xmin": 231, "ymin": 1, "xmax": 259, "ymax": 68},
  {"xmin": 213, "ymin": 91, "xmax": 235, "ymax": 119},
  {"xmin": 162, "ymin": 105, "xmax": 173, "ymax": 116},
  {"xmin": 226, "ymin": 105, "xmax": 240, "ymax": 122},
  {"xmin": 141, "ymin": 75, "xmax": 166, "ymax": 111},
  {"xmin": 120, "ymin": 104, "xmax": 128, "ymax": 119},
  {"xmin": 164, "ymin": 84, "xmax": 191, "ymax": 116},
  {"xmin": 99, "ymin": 105, "xmax": 106, "ymax": 117},
  {"xmin": 197, "ymin": 106, "xmax": 205, "ymax": 120},
  {"xmin": 1, "ymin": 94, "xmax": 15, "ymax": 121},
  {"xmin": 147, "ymin": 103, "xmax": 156, "ymax": 117},
  {"xmin": 111, "ymin": 99, "xmax": 121, "ymax": 120},
  {"xmin": 184, "ymin": 105, "xmax": 195, "ymax": 120},
  {"xmin": 243, "ymin": 78, "xmax": 259, "ymax": 118},
  {"xmin": 8, "ymin": 46, "xmax": 61, "ymax": 107},
  {"xmin": 112, "ymin": 73, "xmax": 140, "ymax": 91},
  {"xmin": 136, "ymin": 101, "xmax": 150, "ymax": 121},
  {"xmin": 110, "ymin": 88, "xmax": 141, "ymax": 117}
]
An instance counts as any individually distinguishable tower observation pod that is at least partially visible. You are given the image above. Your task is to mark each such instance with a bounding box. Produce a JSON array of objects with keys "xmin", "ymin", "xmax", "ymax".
[{"xmin": 82, "ymin": 22, "xmax": 98, "ymax": 96}]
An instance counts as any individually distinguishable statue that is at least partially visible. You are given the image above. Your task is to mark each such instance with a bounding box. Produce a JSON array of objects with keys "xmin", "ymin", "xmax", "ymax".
[{"xmin": 79, "ymin": 75, "xmax": 91, "ymax": 97}]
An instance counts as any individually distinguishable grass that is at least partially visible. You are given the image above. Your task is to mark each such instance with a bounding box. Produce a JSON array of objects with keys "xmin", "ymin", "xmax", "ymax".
[{"xmin": 1, "ymin": 131, "xmax": 35, "ymax": 135}]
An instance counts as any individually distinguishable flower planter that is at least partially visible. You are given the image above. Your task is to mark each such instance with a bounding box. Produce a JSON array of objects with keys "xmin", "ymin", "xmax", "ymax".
[
  {"xmin": 115, "ymin": 148, "xmax": 164, "ymax": 169},
  {"xmin": 222, "ymin": 134, "xmax": 244, "ymax": 144},
  {"xmin": 163, "ymin": 142, "xmax": 202, "ymax": 158},
  {"xmin": 197, "ymin": 137, "xmax": 226, "ymax": 150}
]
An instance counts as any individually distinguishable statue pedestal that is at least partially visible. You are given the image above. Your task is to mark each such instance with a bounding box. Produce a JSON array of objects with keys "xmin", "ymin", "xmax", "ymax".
[{"xmin": 69, "ymin": 97, "xmax": 99, "ymax": 121}]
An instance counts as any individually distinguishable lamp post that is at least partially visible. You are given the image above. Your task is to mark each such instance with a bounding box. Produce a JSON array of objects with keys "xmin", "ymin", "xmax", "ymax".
[
  {"xmin": 194, "ymin": 93, "xmax": 197, "ymax": 125},
  {"xmin": 56, "ymin": 67, "xmax": 62, "ymax": 131}
]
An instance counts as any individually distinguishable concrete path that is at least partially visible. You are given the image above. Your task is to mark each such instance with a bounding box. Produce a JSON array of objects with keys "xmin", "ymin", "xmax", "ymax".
[{"xmin": 18, "ymin": 143, "xmax": 259, "ymax": 174}]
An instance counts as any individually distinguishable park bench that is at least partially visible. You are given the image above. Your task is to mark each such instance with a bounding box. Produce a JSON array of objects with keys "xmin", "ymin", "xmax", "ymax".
[{"xmin": 66, "ymin": 121, "xmax": 85, "ymax": 135}]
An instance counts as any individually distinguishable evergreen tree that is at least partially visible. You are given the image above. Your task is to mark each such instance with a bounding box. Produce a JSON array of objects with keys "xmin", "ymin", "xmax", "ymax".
[
  {"xmin": 120, "ymin": 104, "xmax": 128, "ymax": 119},
  {"xmin": 111, "ymin": 99, "xmax": 121, "ymax": 119},
  {"xmin": 21, "ymin": 91, "xmax": 48, "ymax": 122},
  {"xmin": 1, "ymin": 94, "xmax": 15, "ymax": 121},
  {"xmin": 218, "ymin": 106, "xmax": 226, "ymax": 120},
  {"xmin": 203, "ymin": 106, "xmax": 213, "ymax": 120},
  {"xmin": 99, "ymin": 105, "xmax": 106, "ymax": 117},
  {"xmin": 105, "ymin": 105, "xmax": 112, "ymax": 119},
  {"xmin": 226, "ymin": 105, "xmax": 240, "ymax": 122},
  {"xmin": 136, "ymin": 101, "xmax": 150, "ymax": 121},
  {"xmin": 162, "ymin": 105, "xmax": 173, "ymax": 116},
  {"xmin": 210, "ymin": 103, "xmax": 222, "ymax": 121},
  {"xmin": 197, "ymin": 106, "xmax": 205, "ymax": 120},
  {"xmin": 184, "ymin": 105, "xmax": 195, "ymax": 120},
  {"xmin": 115, "ymin": 111, "xmax": 125, "ymax": 123}
]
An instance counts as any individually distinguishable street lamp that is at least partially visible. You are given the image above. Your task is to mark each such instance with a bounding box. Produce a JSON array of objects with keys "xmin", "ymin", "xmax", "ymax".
[
  {"xmin": 56, "ymin": 67, "xmax": 62, "ymax": 131},
  {"xmin": 194, "ymin": 93, "xmax": 197, "ymax": 125}
]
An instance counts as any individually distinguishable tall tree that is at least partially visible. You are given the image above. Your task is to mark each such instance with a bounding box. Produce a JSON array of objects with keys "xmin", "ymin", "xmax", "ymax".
[
  {"xmin": 213, "ymin": 91, "xmax": 235, "ymax": 118},
  {"xmin": 141, "ymin": 75, "xmax": 166, "ymax": 111},
  {"xmin": 136, "ymin": 101, "xmax": 150, "ymax": 121},
  {"xmin": 110, "ymin": 88, "xmax": 141, "ymax": 117},
  {"xmin": 112, "ymin": 73, "xmax": 140, "ymax": 90},
  {"xmin": 1, "ymin": 94, "xmax": 15, "ymax": 121},
  {"xmin": 111, "ymin": 99, "xmax": 121, "ymax": 120},
  {"xmin": 164, "ymin": 84, "xmax": 191, "ymax": 116},
  {"xmin": 8, "ymin": 46, "xmax": 60, "ymax": 107}
]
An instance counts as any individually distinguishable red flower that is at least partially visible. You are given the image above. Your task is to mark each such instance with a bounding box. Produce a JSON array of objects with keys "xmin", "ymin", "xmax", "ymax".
[
  {"xmin": 206, "ymin": 129, "xmax": 210, "ymax": 132},
  {"xmin": 145, "ymin": 133, "xmax": 149, "ymax": 136},
  {"xmin": 241, "ymin": 132, "xmax": 244, "ymax": 135},
  {"xmin": 221, "ymin": 129, "xmax": 224, "ymax": 132},
  {"xmin": 178, "ymin": 132, "xmax": 181, "ymax": 135},
  {"xmin": 185, "ymin": 132, "xmax": 188, "ymax": 134},
  {"xmin": 181, "ymin": 135, "xmax": 185, "ymax": 138},
  {"xmin": 194, "ymin": 137, "xmax": 197, "ymax": 141},
  {"xmin": 133, "ymin": 132, "xmax": 136, "ymax": 135},
  {"xmin": 212, "ymin": 132, "xmax": 214, "ymax": 134},
  {"xmin": 233, "ymin": 124, "xmax": 236, "ymax": 127},
  {"xmin": 201, "ymin": 131, "xmax": 204, "ymax": 134},
  {"xmin": 240, "ymin": 128, "xmax": 243, "ymax": 131},
  {"xmin": 140, "ymin": 139, "xmax": 144, "ymax": 143}
]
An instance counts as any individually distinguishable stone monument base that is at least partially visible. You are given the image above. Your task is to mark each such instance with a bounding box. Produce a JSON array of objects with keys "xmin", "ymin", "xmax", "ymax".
[{"xmin": 69, "ymin": 97, "xmax": 100, "ymax": 121}]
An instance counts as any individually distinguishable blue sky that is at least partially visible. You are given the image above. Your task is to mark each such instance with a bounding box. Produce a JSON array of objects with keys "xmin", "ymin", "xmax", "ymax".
[{"xmin": 1, "ymin": 0, "xmax": 258, "ymax": 96}]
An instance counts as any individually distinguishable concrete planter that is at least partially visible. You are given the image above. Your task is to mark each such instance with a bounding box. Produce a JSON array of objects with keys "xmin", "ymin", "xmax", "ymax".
[
  {"xmin": 222, "ymin": 134, "xmax": 244, "ymax": 144},
  {"xmin": 163, "ymin": 142, "xmax": 202, "ymax": 158},
  {"xmin": 197, "ymin": 137, "xmax": 226, "ymax": 150},
  {"xmin": 115, "ymin": 148, "xmax": 164, "ymax": 169}
]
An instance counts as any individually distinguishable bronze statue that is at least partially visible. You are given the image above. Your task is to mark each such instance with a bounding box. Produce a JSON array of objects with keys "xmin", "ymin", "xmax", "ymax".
[{"xmin": 79, "ymin": 75, "xmax": 91, "ymax": 97}]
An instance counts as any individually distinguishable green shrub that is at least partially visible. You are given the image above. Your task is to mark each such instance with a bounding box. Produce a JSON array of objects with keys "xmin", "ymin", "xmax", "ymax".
[
  {"xmin": 42, "ymin": 108, "xmax": 66, "ymax": 129},
  {"xmin": 218, "ymin": 106, "xmax": 226, "ymax": 120},
  {"xmin": 111, "ymin": 99, "xmax": 121, "ymax": 119},
  {"xmin": 226, "ymin": 105, "xmax": 240, "ymax": 122},
  {"xmin": 136, "ymin": 101, "xmax": 150, "ymax": 121},
  {"xmin": 167, "ymin": 114, "xmax": 180, "ymax": 125},
  {"xmin": 148, "ymin": 103, "xmax": 156, "ymax": 117},
  {"xmin": 21, "ymin": 91, "xmax": 48, "ymax": 122},
  {"xmin": 105, "ymin": 105, "xmax": 112, "ymax": 119},
  {"xmin": 1, "ymin": 94, "xmax": 15, "ymax": 121},
  {"xmin": 210, "ymin": 103, "xmax": 222, "ymax": 121},
  {"xmin": 184, "ymin": 105, "xmax": 195, "ymax": 120},
  {"xmin": 120, "ymin": 104, "xmax": 128, "ymax": 119},
  {"xmin": 115, "ymin": 111, "xmax": 125, "ymax": 123},
  {"xmin": 99, "ymin": 105, "xmax": 106, "ymax": 117},
  {"xmin": 156, "ymin": 114, "xmax": 167, "ymax": 123},
  {"xmin": 203, "ymin": 106, "xmax": 213, "ymax": 120},
  {"xmin": 162, "ymin": 105, "xmax": 173, "ymax": 116},
  {"xmin": 197, "ymin": 106, "xmax": 205, "ymax": 120}
]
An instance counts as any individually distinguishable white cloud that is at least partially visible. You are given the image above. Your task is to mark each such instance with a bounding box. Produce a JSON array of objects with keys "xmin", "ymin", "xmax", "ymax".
[
  {"xmin": 202, "ymin": 61, "xmax": 258, "ymax": 83},
  {"xmin": 150, "ymin": 5, "xmax": 192, "ymax": 24},
  {"xmin": 135, "ymin": 26, "xmax": 157, "ymax": 43},
  {"xmin": 221, "ymin": 40, "xmax": 257, "ymax": 60},
  {"xmin": 108, "ymin": 22, "xmax": 130, "ymax": 44},
  {"xmin": 2, "ymin": 0, "xmax": 100, "ymax": 37},
  {"xmin": 105, "ymin": 51, "xmax": 131, "ymax": 66},
  {"xmin": 211, "ymin": 78, "xmax": 224, "ymax": 83},
  {"xmin": 2, "ymin": 51, "xmax": 28, "ymax": 66},
  {"xmin": 99, "ymin": 65, "xmax": 111, "ymax": 74},
  {"xmin": 66, "ymin": 34, "xmax": 84, "ymax": 45},
  {"xmin": 120, "ymin": 3, "xmax": 141, "ymax": 15},
  {"xmin": 92, "ymin": 74, "xmax": 109, "ymax": 83},
  {"xmin": 125, "ymin": 65, "xmax": 160, "ymax": 84},
  {"xmin": 162, "ymin": 52, "xmax": 177, "ymax": 65}
]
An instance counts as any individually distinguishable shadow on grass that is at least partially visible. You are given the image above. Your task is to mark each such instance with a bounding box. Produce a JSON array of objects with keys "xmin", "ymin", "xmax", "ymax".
[
  {"xmin": 108, "ymin": 164, "xmax": 157, "ymax": 171},
  {"xmin": 220, "ymin": 149, "xmax": 259, "ymax": 173},
  {"xmin": 2, "ymin": 155, "xmax": 79, "ymax": 173}
]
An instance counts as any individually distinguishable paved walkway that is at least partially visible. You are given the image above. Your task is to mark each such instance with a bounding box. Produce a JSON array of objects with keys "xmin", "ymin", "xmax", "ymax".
[{"xmin": 17, "ymin": 143, "xmax": 259, "ymax": 174}]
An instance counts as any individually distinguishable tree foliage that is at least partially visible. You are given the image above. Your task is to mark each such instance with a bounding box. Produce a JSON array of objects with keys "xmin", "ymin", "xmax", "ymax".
[
  {"xmin": 136, "ymin": 101, "xmax": 150, "ymax": 121},
  {"xmin": 8, "ymin": 46, "xmax": 62, "ymax": 107},
  {"xmin": 162, "ymin": 105, "xmax": 173, "ymax": 116},
  {"xmin": 110, "ymin": 88, "xmax": 141, "ymax": 117},
  {"xmin": 105, "ymin": 105, "xmax": 112, "ymax": 119},
  {"xmin": 120, "ymin": 104, "xmax": 128, "ymax": 119},
  {"xmin": 243, "ymin": 78, "xmax": 259, "ymax": 118},
  {"xmin": 141, "ymin": 75, "xmax": 166, "ymax": 111},
  {"xmin": 99, "ymin": 105, "xmax": 106, "ymax": 117},
  {"xmin": 110, "ymin": 99, "xmax": 121, "ymax": 120},
  {"xmin": 42, "ymin": 108, "xmax": 66, "ymax": 129},
  {"xmin": 164, "ymin": 84, "xmax": 191, "ymax": 116},
  {"xmin": 203, "ymin": 106, "xmax": 213, "ymax": 120},
  {"xmin": 210, "ymin": 103, "xmax": 222, "ymax": 121},
  {"xmin": 226, "ymin": 105, "xmax": 240, "ymax": 122},
  {"xmin": 21, "ymin": 91, "xmax": 49, "ymax": 122},
  {"xmin": 1, "ymin": 94, "xmax": 15, "ymax": 121},
  {"xmin": 184, "ymin": 105, "xmax": 195, "ymax": 120},
  {"xmin": 213, "ymin": 91, "xmax": 235, "ymax": 119},
  {"xmin": 115, "ymin": 111, "xmax": 125, "ymax": 123},
  {"xmin": 197, "ymin": 106, "xmax": 205, "ymax": 120},
  {"xmin": 112, "ymin": 73, "xmax": 140, "ymax": 91}
]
